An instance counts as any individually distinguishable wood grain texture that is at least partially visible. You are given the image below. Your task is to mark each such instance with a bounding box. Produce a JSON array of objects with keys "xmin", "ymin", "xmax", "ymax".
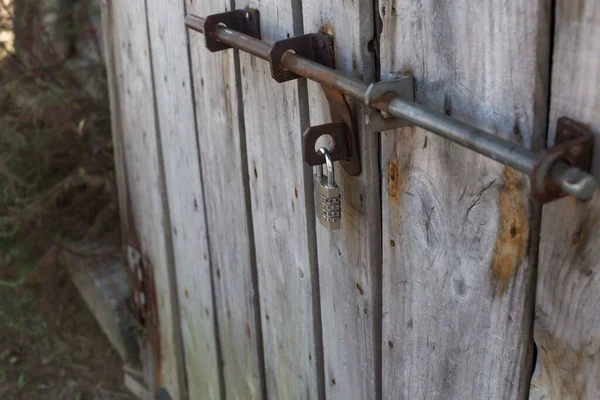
[
  {"xmin": 530, "ymin": 2, "xmax": 600, "ymax": 399},
  {"xmin": 233, "ymin": 0, "xmax": 321, "ymax": 398},
  {"xmin": 109, "ymin": 1, "xmax": 184, "ymax": 397},
  {"xmin": 300, "ymin": 1, "xmax": 381, "ymax": 399},
  {"xmin": 186, "ymin": 0, "xmax": 266, "ymax": 399},
  {"xmin": 145, "ymin": 0, "xmax": 222, "ymax": 398},
  {"xmin": 100, "ymin": 0, "xmax": 128, "ymax": 247},
  {"xmin": 379, "ymin": 1, "xmax": 550, "ymax": 398}
]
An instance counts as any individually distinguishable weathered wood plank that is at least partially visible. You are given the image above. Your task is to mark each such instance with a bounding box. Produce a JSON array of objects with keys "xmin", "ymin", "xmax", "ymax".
[
  {"xmin": 62, "ymin": 238, "xmax": 137, "ymax": 362},
  {"xmin": 379, "ymin": 1, "xmax": 550, "ymax": 398},
  {"xmin": 301, "ymin": 1, "xmax": 381, "ymax": 399},
  {"xmin": 110, "ymin": 1, "xmax": 185, "ymax": 397},
  {"xmin": 185, "ymin": 0, "xmax": 266, "ymax": 399},
  {"xmin": 144, "ymin": 0, "xmax": 222, "ymax": 398},
  {"xmin": 530, "ymin": 2, "xmax": 600, "ymax": 399},
  {"xmin": 233, "ymin": 0, "xmax": 321, "ymax": 397},
  {"xmin": 100, "ymin": 0, "xmax": 128, "ymax": 245}
]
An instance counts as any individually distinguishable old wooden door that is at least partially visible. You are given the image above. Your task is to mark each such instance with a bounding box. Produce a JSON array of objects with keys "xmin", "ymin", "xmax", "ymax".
[{"xmin": 102, "ymin": 0, "xmax": 600, "ymax": 398}]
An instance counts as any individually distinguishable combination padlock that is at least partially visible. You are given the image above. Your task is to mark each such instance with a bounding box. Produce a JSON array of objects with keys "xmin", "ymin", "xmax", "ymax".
[{"xmin": 315, "ymin": 147, "xmax": 342, "ymax": 230}]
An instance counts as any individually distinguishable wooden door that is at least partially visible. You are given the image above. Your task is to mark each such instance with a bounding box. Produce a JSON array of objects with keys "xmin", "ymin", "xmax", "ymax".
[{"xmin": 102, "ymin": 0, "xmax": 600, "ymax": 398}]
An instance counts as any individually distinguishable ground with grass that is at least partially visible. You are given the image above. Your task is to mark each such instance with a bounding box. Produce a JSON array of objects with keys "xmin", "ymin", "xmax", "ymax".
[
  {"xmin": 0, "ymin": 264, "xmax": 134, "ymax": 399},
  {"xmin": 0, "ymin": 2, "xmax": 134, "ymax": 398}
]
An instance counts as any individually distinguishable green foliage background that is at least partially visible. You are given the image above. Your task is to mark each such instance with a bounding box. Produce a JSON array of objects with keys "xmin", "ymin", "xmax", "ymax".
[{"xmin": 0, "ymin": 0, "xmax": 116, "ymax": 285}]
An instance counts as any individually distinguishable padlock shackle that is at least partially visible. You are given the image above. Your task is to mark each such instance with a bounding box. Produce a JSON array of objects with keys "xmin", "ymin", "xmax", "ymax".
[{"xmin": 318, "ymin": 147, "xmax": 335, "ymax": 187}]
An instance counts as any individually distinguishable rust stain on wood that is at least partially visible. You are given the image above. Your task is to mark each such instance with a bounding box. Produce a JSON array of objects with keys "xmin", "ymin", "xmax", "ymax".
[
  {"xmin": 387, "ymin": 159, "xmax": 409, "ymax": 230},
  {"xmin": 319, "ymin": 22, "xmax": 334, "ymax": 36},
  {"xmin": 184, "ymin": 288, "xmax": 189, "ymax": 299},
  {"xmin": 355, "ymin": 281, "xmax": 365, "ymax": 296},
  {"xmin": 246, "ymin": 321, "xmax": 252, "ymax": 342},
  {"xmin": 490, "ymin": 167, "xmax": 528, "ymax": 297},
  {"xmin": 388, "ymin": 161, "xmax": 401, "ymax": 205}
]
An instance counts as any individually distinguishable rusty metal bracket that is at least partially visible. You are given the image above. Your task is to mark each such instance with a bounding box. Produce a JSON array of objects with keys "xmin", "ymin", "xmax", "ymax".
[
  {"xmin": 302, "ymin": 121, "xmax": 349, "ymax": 165},
  {"xmin": 365, "ymin": 76, "xmax": 415, "ymax": 133},
  {"xmin": 126, "ymin": 246, "xmax": 160, "ymax": 371},
  {"xmin": 302, "ymin": 86, "xmax": 361, "ymax": 175},
  {"xmin": 532, "ymin": 117, "xmax": 595, "ymax": 203},
  {"xmin": 203, "ymin": 10, "xmax": 261, "ymax": 52},
  {"xmin": 269, "ymin": 33, "xmax": 335, "ymax": 82},
  {"xmin": 270, "ymin": 33, "xmax": 360, "ymax": 174}
]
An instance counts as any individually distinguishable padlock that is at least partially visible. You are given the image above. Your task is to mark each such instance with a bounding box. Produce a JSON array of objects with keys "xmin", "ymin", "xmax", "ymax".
[{"xmin": 315, "ymin": 147, "xmax": 342, "ymax": 230}]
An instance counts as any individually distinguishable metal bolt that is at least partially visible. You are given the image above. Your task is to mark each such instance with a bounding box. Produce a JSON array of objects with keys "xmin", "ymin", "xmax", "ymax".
[
  {"xmin": 570, "ymin": 145, "xmax": 582, "ymax": 156},
  {"xmin": 318, "ymin": 39, "xmax": 325, "ymax": 48},
  {"xmin": 381, "ymin": 110, "xmax": 392, "ymax": 119}
]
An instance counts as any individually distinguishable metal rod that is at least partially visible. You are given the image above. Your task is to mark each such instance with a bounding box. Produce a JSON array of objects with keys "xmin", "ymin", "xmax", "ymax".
[{"xmin": 185, "ymin": 15, "xmax": 597, "ymax": 201}]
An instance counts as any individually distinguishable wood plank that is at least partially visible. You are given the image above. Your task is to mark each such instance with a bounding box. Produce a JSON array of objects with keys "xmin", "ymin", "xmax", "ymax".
[
  {"xmin": 62, "ymin": 238, "xmax": 137, "ymax": 362},
  {"xmin": 109, "ymin": 1, "xmax": 185, "ymax": 397},
  {"xmin": 144, "ymin": 0, "xmax": 222, "ymax": 398},
  {"xmin": 300, "ymin": 1, "xmax": 381, "ymax": 399},
  {"xmin": 185, "ymin": 0, "xmax": 266, "ymax": 399},
  {"xmin": 233, "ymin": 0, "xmax": 321, "ymax": 397},
  {"xmin": 379, "ymin": 1, "xmax": 550, "ymax": 398},
  {"xmin": 100, "ymin": 0, "xmax": 128, "ymax": 250},
  {"xmin": 530, "ymin": 2, "xmax": 600, "ymax": 398}
]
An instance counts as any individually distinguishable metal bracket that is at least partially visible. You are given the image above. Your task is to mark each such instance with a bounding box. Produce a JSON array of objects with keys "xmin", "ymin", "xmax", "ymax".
[
  {"xmin": 365, "ymin": 76, "xmax": 415, "ymax": 133},
  {"xmin": 203, "ymin": 10, "xmax": 261, "ymax": 52},
  {"xmin": 126, "ymin": 246, "xmax": 160, "ymax": 368},
  {"xmin": 269, "ymin": 33, "xmax": 335, "ymax": 82},
  {"xmin": 302, "ymin": 121, "xmax": 349, "ymax": 165},
  {"xmin": 302, "ymin": 86, "xmax": 361, "ymax": 176},
  {"xmin": 532, "ymin": 117, "xmax": 595, "ymax": 203}
]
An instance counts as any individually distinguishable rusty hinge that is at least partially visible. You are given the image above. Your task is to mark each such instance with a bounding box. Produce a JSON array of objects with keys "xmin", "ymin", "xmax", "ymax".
[{"xmin": 126, "ymin": 246, "xmax": 161, "ymax": 381}]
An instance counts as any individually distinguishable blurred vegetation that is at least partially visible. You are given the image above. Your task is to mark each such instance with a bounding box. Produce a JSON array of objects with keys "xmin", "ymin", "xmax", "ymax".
[{"xmin": 0, "ymin": 0, "xmax": 117, "ymax": 286}]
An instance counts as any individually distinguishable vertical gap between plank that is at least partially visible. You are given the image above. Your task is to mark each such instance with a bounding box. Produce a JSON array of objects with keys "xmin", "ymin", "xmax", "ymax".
[
  {"xmin": 227, "ymin": 0, "xmax": 269, "ymax": 398},
  {"xmin": 523, "ymin": 1, "xmax": 556, "ymax": 398},
  {"xmin": 181, "ymin": 0, "xmax": 227, "ymax": 398},
  {"xmin": 371, "ymin": 1, "xmax": 383, "ymax": 399},
  {"xmin": 101, "ymin": 1, "xmax": 129, "ymax": 251},
  {"xmin": 291, "ymin": 0, "xmax": 326, "ymax": 399},
  {"xmin": 544, "ymin": 0, "xmax": 558, "ymax": 149},
  {"xmin": 143, "ymin": 0, "xmax": 191, "ymax": 397},
  {"xmin": 232, "ymin": 46, "xmax": 268, "ymax": 400}
]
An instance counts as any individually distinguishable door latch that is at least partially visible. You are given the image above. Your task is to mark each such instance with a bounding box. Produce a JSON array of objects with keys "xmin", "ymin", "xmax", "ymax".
[{"xmin": 185, "ymin": 9, "xmax": 597, "ymax": 203}]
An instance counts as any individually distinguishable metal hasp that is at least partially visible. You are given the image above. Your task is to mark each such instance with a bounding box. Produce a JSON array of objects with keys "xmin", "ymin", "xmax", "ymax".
[
  {"xmin": 271, "ymin": 33, "xmax": 361, "ymax": 175},
  {"xmin": 302, "ymin": 86, "xmax": 361, "ymax": 175},
  {"xmin": 185, "ymin": 10, "xmax": 598, "ymax": 202},
  {"xmin": 186, "ymin": 11, "xmax": 361, "ymax": 176}
]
